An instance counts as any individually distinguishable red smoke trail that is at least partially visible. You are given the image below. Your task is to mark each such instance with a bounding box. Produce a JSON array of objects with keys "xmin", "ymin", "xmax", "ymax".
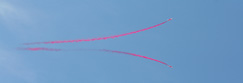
[
  {"xmin": 24, "ymin": 18, "xmax": 172, "ymax": 45},
  {"xmin": 19, "ymin": 47, "xmax": 172, "ymax": 68},
  {"xmin": 18, "ymin": 47, "xmax": 61, "ymax": 51},
  {"xmin": 100, "ymin": 49, "xmax": 173, "ymax": 68}
]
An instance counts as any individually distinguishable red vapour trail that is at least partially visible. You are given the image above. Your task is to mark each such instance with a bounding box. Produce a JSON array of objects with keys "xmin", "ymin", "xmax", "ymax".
[
  {"xmin": 19, "ymin": 47, "xmax": 172, "ymax": 68},
  {"xmin": 24, "ymin": 18, "xmax": 172, "ymax": 45},
  {"xmin": 99, "ymin": 49, "xmax": 173, "ymax": 68},
  {"xmin": 18, "ymin": 47, "xmax": 62, "ymax": 51}
]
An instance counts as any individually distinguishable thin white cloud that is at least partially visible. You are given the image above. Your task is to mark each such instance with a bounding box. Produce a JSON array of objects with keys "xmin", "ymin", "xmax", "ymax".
[
  {"xmin": 0, "ymin": 43, "xmax": 36, "ymax": 83},
  {"xmin": 0, "ymin": 0, "xmax": 43, "ymax": 41},
  {"xmin": 0, "ymin": 1, "xmax": 37, "ymax": 82},
  {"xmin": 0, "ymin": 0, "xmax": 33, "ymax": 29}
]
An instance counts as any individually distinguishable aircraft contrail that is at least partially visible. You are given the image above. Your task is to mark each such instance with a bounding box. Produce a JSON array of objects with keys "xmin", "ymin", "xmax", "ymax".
[
  {"xmin": 24, "ymin": 18, "xmax": 172, "ymax": 45},
  {"xmin": 19, "ymin": 47, "xmax": 172, "ymax": 68}
]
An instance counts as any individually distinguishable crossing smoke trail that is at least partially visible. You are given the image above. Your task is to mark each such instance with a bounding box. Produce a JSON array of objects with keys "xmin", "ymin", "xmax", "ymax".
[
  {"xmin": 19, "ymin": 18, "xmax": 173, "ymax": 68},
  {"xmin": 24, "ymin": 18, "xmax": 172, "ymax": 45},
  {"xmin": 19, "ymin": 47, "xmax": 172, "ymax": 68}
]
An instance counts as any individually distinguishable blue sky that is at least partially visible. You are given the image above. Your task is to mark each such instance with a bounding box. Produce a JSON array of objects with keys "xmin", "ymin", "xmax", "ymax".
[{"xmin": 0, "ymin": 0, "xmax": 243, "ymax": 83}]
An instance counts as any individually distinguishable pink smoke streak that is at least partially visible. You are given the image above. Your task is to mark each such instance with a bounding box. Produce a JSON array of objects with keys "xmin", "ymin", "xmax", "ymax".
[
  {"xmin": 100, "ymin": 49, "xmax": 173, "ymax": 68},
  {"xmin": 24, "ymin": 18, "xmax": 172, "ymax": 45},
  {"xmin": 18, "ymin": 47, "xmax": 61, "ymax": 51},
  {"xmin": 19, "ymin": 47, "xmax": 172, "ymax": 68}
]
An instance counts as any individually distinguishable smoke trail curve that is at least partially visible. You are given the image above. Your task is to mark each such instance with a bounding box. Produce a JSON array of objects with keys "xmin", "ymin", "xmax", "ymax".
[
  {"xmin": 24, "ymin": 18, "xmax": 172, "ymax": 45},
  {"xmin": 100, "ymin": 49, "xmax": 173, "ymax": 68},
  {"xmin": 19, "ymin": 47, "xmax": 172, "ymax": 68}
]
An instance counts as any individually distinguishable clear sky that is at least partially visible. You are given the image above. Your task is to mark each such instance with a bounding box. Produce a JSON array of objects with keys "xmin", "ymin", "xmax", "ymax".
[{"xmin": 0, "ymin": 0, "xmax": 243, "ymax": 83}]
